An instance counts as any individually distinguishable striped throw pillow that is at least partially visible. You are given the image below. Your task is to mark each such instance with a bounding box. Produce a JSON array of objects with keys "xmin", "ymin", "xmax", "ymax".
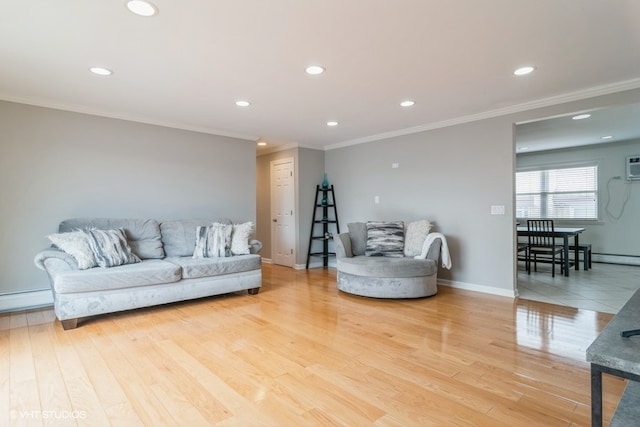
[
  {"xmin": 193, "ymin": 223, "xmax": 233, "ymax": 258},
  {"xmin": 365, "ymin": 221, "xmax": 405, "ymax": 257},
  {"xmin": 83, "ymin": 228, "xmax": 141, "ymax": 268}
]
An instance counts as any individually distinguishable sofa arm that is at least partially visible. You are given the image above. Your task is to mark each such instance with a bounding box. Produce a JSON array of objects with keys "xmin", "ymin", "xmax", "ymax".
[
  {"xmin": 422, "ymin": 238, "xmax": 442, "ymax": 262},
  {"xmin": 249, "ymin": 239, "xmax": 263, "ymax": 255},
  {"xmin": 34, "ymin": 248, "xmax": 79, "ymax": 272},
  {"xmin": 334, "ymin": 233, "xmax": 353, "ymax": 258},
  {"xmin": 415, "ymin": 232, "xmax": 452, "ymax": 269}
]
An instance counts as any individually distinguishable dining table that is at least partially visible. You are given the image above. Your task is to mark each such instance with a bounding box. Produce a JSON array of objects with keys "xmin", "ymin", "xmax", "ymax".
[{"xmin": 517, "ymin": 226, "xmax": 586, "ymax": 277}]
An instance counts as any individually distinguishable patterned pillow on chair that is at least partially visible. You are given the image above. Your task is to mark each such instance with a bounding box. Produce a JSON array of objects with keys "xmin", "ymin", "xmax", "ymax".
[{"xmin": 365, "ymin": 221, "xmax": 405, "ymax": 257}]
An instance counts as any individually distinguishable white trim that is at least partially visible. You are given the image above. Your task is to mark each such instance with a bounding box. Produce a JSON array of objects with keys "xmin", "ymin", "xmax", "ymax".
[
  {"xmin": 260, "ymin": 257, "xmax": 273, "ymax": 264},
  {"xmin": 325, "ymin": 78, "xmax": 640, "ymax": 151},
  {"xmin": 5, "ymin": 80, "xmax": 640, "ymax": 155},
  {"xmin": 0, "ymin": 94, "xmax": 258, "ymax": 142},
  {"xmin": 437, "ymin": 279, "xmax": 517, "ymax": 298},
  {"xmin": 270, "ymin": 157, "xmax": 296, "ymax": 268},
  {"xmin": 0, "ymin": 289, "xmax": 53, "ymax": 313}
]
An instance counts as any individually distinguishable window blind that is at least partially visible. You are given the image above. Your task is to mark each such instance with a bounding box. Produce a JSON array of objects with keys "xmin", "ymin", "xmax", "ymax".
[{"xmin": 516, "ymin": 164, "xmax": 598, "ymax": 220}]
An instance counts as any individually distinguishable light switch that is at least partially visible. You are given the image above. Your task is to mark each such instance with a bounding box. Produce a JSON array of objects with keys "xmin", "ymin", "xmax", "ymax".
[
  {"xmin": 392, "ymin": 163, "xmax": 399, "ymax": 169},
  {"xmin": 374, "ymin": 196, "xmax": 380, "ymax": 204}
]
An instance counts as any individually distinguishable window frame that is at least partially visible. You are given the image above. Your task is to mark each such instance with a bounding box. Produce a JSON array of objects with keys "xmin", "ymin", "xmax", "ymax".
[{"xmin": 515, "ymin": 161, "xmax": 599, "ymax": 221}]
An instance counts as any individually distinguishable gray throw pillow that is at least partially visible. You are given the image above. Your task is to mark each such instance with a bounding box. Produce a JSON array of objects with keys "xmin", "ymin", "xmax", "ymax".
[
  {"xmin": 365, "ymin": 221, "xmax": 405, "ymax": 257},
  {"xmin": 193, "ymin": 223, "xmax": 233, "ymax": 258},
  {"xmin": 83, "ymin": 228, "xmax": 141, "ymax": 268}
]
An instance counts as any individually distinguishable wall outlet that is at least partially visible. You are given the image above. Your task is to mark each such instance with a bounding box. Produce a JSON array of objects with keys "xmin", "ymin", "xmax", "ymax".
[
  {"xmin": 491, "ymin": 205, "xmax": 505, "ymax": 215},
  {"xmin": 392, "ymin": 163, "xmax": 399, "ymax": 169}
]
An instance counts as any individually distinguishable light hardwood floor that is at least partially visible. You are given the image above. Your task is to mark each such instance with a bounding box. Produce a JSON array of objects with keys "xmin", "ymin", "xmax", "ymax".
[{"xmin": 1, "ymin": 264, "xmax": 625, "ymax": 426}]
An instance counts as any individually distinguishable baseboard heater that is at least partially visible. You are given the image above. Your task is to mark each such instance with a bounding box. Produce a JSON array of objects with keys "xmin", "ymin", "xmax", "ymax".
[{"xmin": 592, "ymin": 253, "xmax": 640, "ymax": 266}]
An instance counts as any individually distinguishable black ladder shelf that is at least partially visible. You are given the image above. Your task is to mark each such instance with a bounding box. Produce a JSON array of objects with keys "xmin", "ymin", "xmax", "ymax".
[{"xmin": 306, "ymin": 184, "xmax": 340, "ymax": 268}]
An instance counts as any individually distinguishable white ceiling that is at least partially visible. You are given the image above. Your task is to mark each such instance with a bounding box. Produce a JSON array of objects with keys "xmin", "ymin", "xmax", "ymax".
[
  {"xmin": 516, "ymin": 102, "xmax": 640, "ymax": 154},
  {"xmin": 1, "ymin": 0, "xmax": 639, "ymax": 152}
]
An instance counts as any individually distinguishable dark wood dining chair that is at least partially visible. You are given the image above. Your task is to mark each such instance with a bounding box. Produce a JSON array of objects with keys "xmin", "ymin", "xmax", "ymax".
[
  {"xmin": 527, "ymin": 219, "xmax": 564, "ymax": 277},
  {"xmin": 517, "ymin": 242, "xmax": 530, "ymax": 273}
]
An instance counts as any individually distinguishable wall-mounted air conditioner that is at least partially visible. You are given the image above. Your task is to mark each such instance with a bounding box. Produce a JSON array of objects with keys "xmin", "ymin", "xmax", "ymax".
[{"xmin": 627, "ymin": 155, "xmax": 640, "ymax": 181}]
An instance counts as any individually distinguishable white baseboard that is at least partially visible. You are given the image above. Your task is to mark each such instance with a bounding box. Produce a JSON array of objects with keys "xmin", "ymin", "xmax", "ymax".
[
  {"xmin": 0, "ymin": 289, "xmax": 53, "ymax": 313},
  {"xmin": 592, "ymin": 254, "xmax": 640, "ymax": 266},
  {"xmin": 438, "ymin": 279, "xmax": 517, "ymax": 298},
  {"xmin": 260, "ymin": 257, "xmax": 273, "ymax": 264},
  {"xmin": 297, "ymin": 260, "xmax": 337, "ymax": 270}
]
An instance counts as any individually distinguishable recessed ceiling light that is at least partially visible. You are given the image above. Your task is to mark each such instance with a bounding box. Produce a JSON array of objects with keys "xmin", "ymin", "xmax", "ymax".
[
  {"xmin": 400, "ymin": 100, "xmax": 415, "ymax": 107},
  {"xmin": 257, "ymin": 141, "xmax": 267, "ymax": 146},
  {"xmin": 601, "ymin": 135, "xmax": 614, "ymax": 140},
  {"xmin": 326, "ymin": 121, "xmax": 338, "ymax": 127},
  {"xmin": 305, "ymin": 65, "xmax": 325, "ymax": 75},
  {"xmin": 89, "ymin": 67, "xmax": 113, "ymax": 76},
  {"xmin": 235, "ymin": 100, "xmax": 251, "ymax": 107},
  {"xmin": 126, "ymin": 1, "xmax": 158, "ymax": 17},
  {"xmin": 514, "ymin": 66, "xmax": 535, "ymax": 76},
  {"xmin": 572, "ymin": 114, "xmax": 591, "ymax": 120}
]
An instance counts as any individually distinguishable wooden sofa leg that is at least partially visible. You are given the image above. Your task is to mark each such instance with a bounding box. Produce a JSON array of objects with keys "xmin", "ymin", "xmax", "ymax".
[
  {"xmin": 248, "ymin": 288, "xmax": 260, "ymax": 295},
  {"xmin": 60, "ymin": 318, "xmax": 78, "ymax": 330}
]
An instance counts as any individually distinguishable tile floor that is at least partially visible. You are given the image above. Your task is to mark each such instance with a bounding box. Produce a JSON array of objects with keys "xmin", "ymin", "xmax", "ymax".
[{"xmin": 517, "ymin": 261, "xmax": 640, "ymax": 314}]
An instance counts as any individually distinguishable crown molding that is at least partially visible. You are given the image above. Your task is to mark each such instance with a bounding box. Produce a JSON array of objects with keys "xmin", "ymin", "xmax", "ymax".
[
  {"xmin": 0, "ymin": 93, "xmax": 258, "ymax": 142},
  {"xmin": 325, "ymin": 78, "xmax": 640, "ymax": 151}
]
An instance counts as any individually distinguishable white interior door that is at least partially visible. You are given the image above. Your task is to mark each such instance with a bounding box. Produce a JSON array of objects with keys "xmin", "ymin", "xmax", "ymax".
[{"xmin": 271, "ymin": 158, "xmax": 295, "ymax": 267}]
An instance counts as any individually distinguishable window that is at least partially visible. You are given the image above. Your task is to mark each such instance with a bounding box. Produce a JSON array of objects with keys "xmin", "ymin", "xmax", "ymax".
[{"xmin": 516, "ymin": 164, "xmax": 598, "ymax": 220}]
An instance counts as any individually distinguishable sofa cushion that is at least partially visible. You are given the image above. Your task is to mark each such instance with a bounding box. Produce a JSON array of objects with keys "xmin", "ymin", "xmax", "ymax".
[
  {"xmin": 338, "ymin": 256, "xmax": 436, "ymax": 278},
  {"xmin": 365, "ymin": 221, "xmax": 405, "ymax": 257},
  {"xmin": 347, "ymin": 222, "xmax": 367, "ymax": 256},
  {"xmin": 164, "ymin": 255, "xmax": 261, "ymax": 279},
  {"xmin": 51, "ymin": 259, "xmax": 181, "ymax": 294},
  {"xmin": 160, "ymin": 219, "xmax": 227, "ymax": 257},
  {"xmin": 59, "ymin": 218, "xmax": 164, "ymax": 259}
]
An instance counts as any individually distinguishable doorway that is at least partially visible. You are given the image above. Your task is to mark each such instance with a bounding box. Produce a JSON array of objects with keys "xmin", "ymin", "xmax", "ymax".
[
  {"xmin": 270, "ymin": 158, "xmax": 295, "ymax": 267},
  {"xmin": 514, "ymin": 104, "xmax": 640, "ymax": 312}
]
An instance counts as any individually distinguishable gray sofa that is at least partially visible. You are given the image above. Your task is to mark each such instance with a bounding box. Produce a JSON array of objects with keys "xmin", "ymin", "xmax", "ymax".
[
  {"xmin": 334, "ymin": 221, "xmax": 446, "ymax": 298},
  {"xmin": 34, "ymin": 218, "xmax": 262, "ymax": 330}
]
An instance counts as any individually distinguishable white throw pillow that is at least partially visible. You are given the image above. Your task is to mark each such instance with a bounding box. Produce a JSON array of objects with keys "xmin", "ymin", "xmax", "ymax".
[
  {"xmin": 231, "ymin": 222, "xmax": 254, "ymax": 255},
  {"xmin": 48, "ymin": 230, "xmax": 97, "ymax": 270},
  {"xmin": 404, "ymin": 220, "xmax": 433, "ymax": 257}
]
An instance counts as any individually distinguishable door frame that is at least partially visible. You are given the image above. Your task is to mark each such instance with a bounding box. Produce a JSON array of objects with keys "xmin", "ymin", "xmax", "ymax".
[{"xmin": 270, "ymin": 157, "xmax": 296, "ymax": 267}]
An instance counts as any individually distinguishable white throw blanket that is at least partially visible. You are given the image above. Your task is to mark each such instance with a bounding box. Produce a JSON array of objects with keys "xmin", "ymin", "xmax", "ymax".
[{"xmin": 415, "ymin": 232, "xmax": 452, "ymax": 269}]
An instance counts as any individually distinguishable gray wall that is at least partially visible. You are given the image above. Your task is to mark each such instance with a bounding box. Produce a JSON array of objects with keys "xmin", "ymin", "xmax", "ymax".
[
  {"xmin": 0, "ymin": 100, "xmax": 256, "ymax": 295},
  {"xmin": 297, "ymin": 148, "xmax": 326, "ymax": 266},
  {"xmin": 325, "ymin": 88, "xmax": 640, "ymax": 295},
  {"xmin": 517, "ymin": 138, "xmax": 640, "ymax": 257},
  {"xmin": 256, "ymin": 147, "xmax": 324, "ymax": 266},
  {"xmin": 325, "ymin": 118, "xmax": 515, "ymax": 292}
]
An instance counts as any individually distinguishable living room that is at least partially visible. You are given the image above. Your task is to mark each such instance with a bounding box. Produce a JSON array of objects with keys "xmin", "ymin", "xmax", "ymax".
[{"xmin": 2, "ymin": 1, "xmax": 640, "ymax": 425}]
